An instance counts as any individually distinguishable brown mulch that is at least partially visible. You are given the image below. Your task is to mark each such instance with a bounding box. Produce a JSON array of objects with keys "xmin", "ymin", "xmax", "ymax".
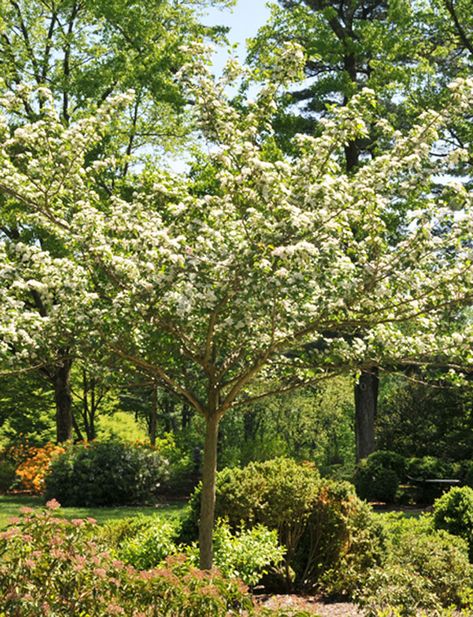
[{"xmin": 256, "ymin": 594, "xmax": 363, "ymax": 616}]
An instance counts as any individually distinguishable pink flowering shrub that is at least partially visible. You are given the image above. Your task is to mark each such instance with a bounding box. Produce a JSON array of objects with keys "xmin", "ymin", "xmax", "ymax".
[{"xmin": 0, "ymin": 500, "xmax": 254, "ymax": 616}]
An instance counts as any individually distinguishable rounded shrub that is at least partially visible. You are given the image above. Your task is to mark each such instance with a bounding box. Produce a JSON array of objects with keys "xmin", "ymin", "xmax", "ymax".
[
  {"xmin": 354, "ymin": 457, "xmax": 399, "ymax": 504},
  {"xmin": 44, "ymin": 440, "xmax": 169, "ymax": 506},
  {"xmin": 183, "ymin": 458, "xmax": 383, "ymax": 592},
  {"xmin": 182, "ymin": 458, "xmax": 320, "ymax": 549},
  {"xmin": 433, "ymin": 486, "xmax": 473, "ymax": 557},
  {"xmin": 365, "ymin": 450, "xmax": 407, "ymax": 479}
]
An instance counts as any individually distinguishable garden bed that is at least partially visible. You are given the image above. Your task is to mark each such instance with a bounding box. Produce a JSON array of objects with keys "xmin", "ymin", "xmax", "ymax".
[{"xmin": 257, "ymin": 595, "xmax": 362, "ymax": 616}]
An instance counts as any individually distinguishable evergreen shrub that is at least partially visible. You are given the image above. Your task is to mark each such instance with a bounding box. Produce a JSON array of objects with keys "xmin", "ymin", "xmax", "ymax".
[
  {"xmin": 354, "ymin": 451, "xmax": 403, "ymax": 504},
  {"xmin": 44, "ymin": 440, "xmax": 169, "ymax": 506},
  {"xmin": 433, "ymin": 486, "xmax": 473, "ymax": 558},
  {"xmin": 183, "ymin": 457, "xmax": 383, "ymax": 592}
]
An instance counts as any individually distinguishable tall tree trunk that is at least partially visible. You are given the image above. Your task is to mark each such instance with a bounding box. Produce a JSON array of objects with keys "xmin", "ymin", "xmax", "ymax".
[
  {"xmin": 199, "ymin": 409, "xmax": 220, "ymax": 570},
  {"xmin": 355, "ymin": 368, "xmax": 378, "ymax": 461},
  {"xmin": 341, "ymin": 51, "xmax": 381, "ymax": 465},
  {"xmin": 54, "ymin": 360, "xmax": 73, "ymax": 442}
]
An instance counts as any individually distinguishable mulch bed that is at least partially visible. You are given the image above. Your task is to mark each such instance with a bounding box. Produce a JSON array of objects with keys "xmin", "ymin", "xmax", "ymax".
[{"xmin": 256, "ymin": 594, "xmax": 363, "ymax": 616}]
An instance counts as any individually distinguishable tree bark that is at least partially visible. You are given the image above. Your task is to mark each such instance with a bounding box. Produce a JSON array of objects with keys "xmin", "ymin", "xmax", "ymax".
[
  {"xmin": 355, "ymin": 368, "xmax": 378, "ymax": 461},
  {"xmin": 54, "ymin": 360, "xmax": 73, "ymax": 442},
  {"xmin": 199, "ymin": 410, "xmax": 220, "ymax": 570}
]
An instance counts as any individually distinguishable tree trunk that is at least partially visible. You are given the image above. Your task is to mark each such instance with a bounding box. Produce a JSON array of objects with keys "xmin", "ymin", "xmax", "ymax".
[
  {"xmin": 355, "ymin": 368, "xmax": 378, "ymax": 462},
  {"xmin": 54, "ymin": 361, "xmax": 73, "ymax": 443},
  {"xmin": 199, "ymin": 410, "xmax": 220, "ymax": 569}
]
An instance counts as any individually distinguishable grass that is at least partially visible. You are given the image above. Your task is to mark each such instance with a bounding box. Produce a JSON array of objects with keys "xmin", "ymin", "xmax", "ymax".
[{"xmin": 0, "ymin": 494, "xmax": 186, "ymax": 529}]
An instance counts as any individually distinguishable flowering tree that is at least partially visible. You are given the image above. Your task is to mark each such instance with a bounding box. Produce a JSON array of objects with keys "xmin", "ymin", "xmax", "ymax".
[
  {"xmin": 0, "ymin": 0, "xmax": 231, "ymax": 442},
  {"xmin": 0, "ymin": 48, "xmax": 472, "ymax": 567}
]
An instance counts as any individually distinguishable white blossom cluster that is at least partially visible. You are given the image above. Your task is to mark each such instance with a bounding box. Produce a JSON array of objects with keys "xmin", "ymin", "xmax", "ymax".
[{"xmin": 0, "ymin": 64, "xmax": 472, "ymax": 413}]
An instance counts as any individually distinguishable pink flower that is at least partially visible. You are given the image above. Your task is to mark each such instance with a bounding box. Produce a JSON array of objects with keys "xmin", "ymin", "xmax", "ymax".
[
  {"xmin": 24, "ymin": 559, "xmax": 35, "ymax": 568},
  {"xmin": 94, "ymin": 567, "xmax": 107, "ymax": 578},
  {"xmin": 8, "ymin": 516, "xmax": 20, "ymax": 525},
  {"xmin": 86, "ymin": 517, "xmax": 97, "ymax": 525},
  {"xmin": 20, "ymin": 507, "xmax": 33, "ymax": 515},
  {"xmin": 22, "ymin": 534, "xmax": 33, "ymax": 543},
  {"xmin": 71, "ymin": 519, "xmax": 84, "ymax": 527},
  {"xmin": 46, "ymin": 499, "xmax": 61, "ymax": 510}
]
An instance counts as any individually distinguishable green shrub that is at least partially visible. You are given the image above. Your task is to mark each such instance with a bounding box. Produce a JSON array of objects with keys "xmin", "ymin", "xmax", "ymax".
[
  {"xmin": 366, "ymin": 451, "xmax": 407, "ymax": 479},
  {"xmin": 0, "ymin": 459, "xmax": 16, "ymax": 493},
  {"xmin": 102, "ymin": 514, "xmax": 284, "ymax": 588},
  {"xmin": 183, "ymin": 458, "xmax": 320, "ymax": 549},
  {"xmin": 187, "ymin": 521, "xmax": 286, "ymax": 587},
  {"xmin": 433, "ymin": 486, "xmax": 473, "ymax": 557},
  {"xmin": 302, "ymin": 480, "xmax": 384, "ymax": 596},
  {"xmin": 354, "ymin": 457, "xmax": 399, "ymax": 504},
  {"xmin": 44, "ymin": 440, "xmax": 169, "ymax": 506},
  {"xmin": 0, "ymin": 500, "xmax": 255, "ymax": 616},
  {"xmin": 407, "ymin": 456, "xmax": 450, "ymax": 479},
  {"xmin": 118, "ymin": 518, "xmax": 178, "ymax": 570},
  {"xmin": 358, "ymin": 511, "xmax": 473, "ymax": 616},
  {"xmin": 356, "ymin": 564, "xmax": 441, "ymax": 617},
  {"xmin": 183, "ymin": 458, "xmax": 383, "ymax": 592},
  {"xmin": 98, "ymin": 514, "xmax": 156, "ymax": 547}
]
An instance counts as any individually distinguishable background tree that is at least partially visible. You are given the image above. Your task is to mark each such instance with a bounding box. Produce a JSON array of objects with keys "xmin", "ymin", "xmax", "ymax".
[{"xmin": 248, "ymin": 0, "xmax": 473, "ymax": 459}]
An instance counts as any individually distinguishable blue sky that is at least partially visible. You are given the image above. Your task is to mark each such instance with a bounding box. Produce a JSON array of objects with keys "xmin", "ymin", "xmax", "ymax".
[{"xmin": 202, "ymin": 0, "xmax": 272, "ymax": 73}]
